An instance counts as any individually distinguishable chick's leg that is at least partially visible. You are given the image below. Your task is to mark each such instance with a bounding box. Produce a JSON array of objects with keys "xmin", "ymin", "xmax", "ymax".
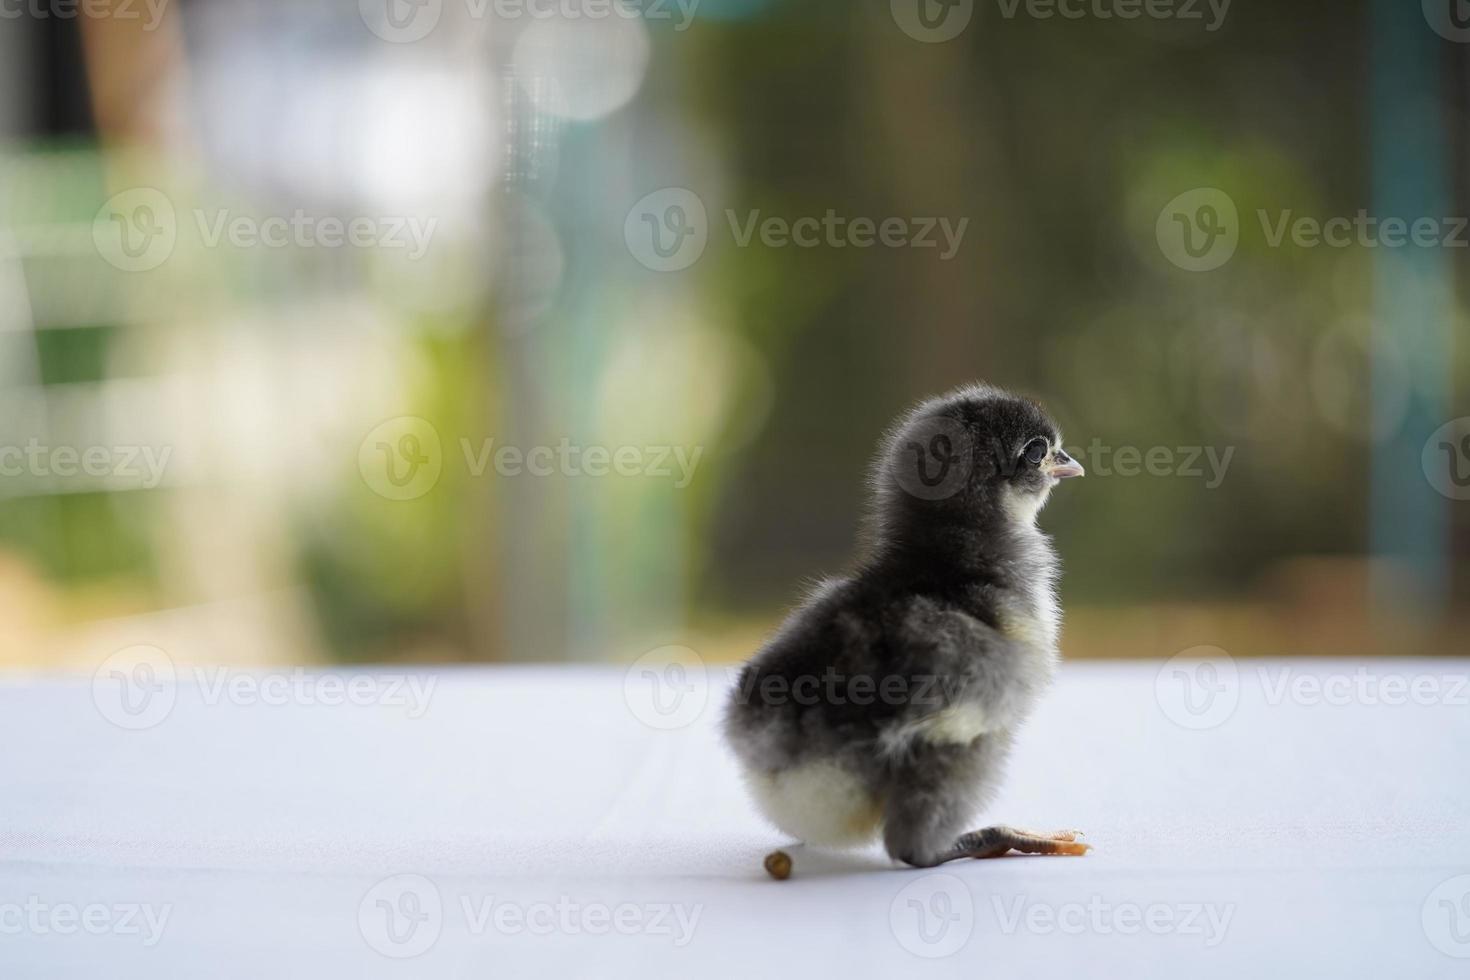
[
  {"xmin": 883, "ymin": 739, "xmax": 1009, "ymax": 868},
  {"xmin": 883, "ymin": 739, "xmax": 1089, "ymax": 867},
  {"xmin": 952, "ymin": 826, "xmax": 1090, "ymax": 858},
  {"xmin": 897, "ymin": 825, "xmax": 1089, "ymax": 866}
]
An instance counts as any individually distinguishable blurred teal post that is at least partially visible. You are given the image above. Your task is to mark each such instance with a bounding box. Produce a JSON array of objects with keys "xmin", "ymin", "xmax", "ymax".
[{"xmin": 1369, "ymin": 0, "xmax": 1452, "ymax": 619}]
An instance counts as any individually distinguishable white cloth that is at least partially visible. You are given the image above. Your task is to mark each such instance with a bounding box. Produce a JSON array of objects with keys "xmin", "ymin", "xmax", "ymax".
[{"xmin": 3, "ymin": 660, "xmax": 1468, "ymax": 977}]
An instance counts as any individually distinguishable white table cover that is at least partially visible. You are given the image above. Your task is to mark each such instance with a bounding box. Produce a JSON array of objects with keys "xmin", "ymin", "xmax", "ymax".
[{"xmin": 3, "ymin": 659, "xmax": 1468, "ymax": 977}]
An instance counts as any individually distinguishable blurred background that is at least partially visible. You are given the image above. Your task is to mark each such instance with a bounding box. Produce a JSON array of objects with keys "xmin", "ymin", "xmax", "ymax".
[{"xmin": 0, "ymin": 0, "xmax": 1465, "ymax": 672}]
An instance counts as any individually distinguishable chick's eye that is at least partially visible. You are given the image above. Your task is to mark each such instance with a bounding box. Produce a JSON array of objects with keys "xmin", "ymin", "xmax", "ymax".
[{"xmin": 1022, "ymin": 439, "xmax": 1048, "ymax": 466}]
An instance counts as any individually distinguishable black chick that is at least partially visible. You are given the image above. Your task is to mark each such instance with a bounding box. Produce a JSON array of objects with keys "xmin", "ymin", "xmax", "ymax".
[{"xmin": 724, "ymin": 384, "xmax": 1089, "ymax": 871}]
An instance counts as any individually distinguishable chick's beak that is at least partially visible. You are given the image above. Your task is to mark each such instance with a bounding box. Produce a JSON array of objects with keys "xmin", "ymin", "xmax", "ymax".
[{"xmin": 1044, "ymin": 448, "xmax": 1085, "ymax": 480}]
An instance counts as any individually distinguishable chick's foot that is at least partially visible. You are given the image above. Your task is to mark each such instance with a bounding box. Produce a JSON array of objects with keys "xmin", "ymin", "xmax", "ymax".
[{"xmin": 954, "ymin": 825, "xmax": 1091, "ymax": 859}]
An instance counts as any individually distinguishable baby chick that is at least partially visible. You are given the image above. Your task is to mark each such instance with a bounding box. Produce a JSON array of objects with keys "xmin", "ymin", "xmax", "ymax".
[{"xmin": 725, "ymin": 384, "xmax": 1089, "ymax": 873}]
